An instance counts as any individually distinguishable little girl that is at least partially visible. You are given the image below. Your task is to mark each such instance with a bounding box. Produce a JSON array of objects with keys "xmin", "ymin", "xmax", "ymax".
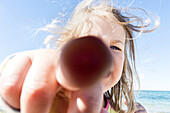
[{"xmin": 0, "ymin": 0, "xmax": 159, "ymax": 113}]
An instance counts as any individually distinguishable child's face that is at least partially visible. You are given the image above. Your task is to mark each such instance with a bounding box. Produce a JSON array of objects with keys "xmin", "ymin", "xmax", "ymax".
[{"xmin": 81, "ymin": 16, "xmax": 125, "ymax": 92}]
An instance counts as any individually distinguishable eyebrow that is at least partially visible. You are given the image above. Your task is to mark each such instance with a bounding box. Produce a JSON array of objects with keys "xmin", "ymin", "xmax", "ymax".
[{"xmin": 110, "ymin": 40, "xmax": 124, "ymax": 45}]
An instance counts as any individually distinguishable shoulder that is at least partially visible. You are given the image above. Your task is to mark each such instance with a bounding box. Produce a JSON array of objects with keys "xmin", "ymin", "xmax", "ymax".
[{"xmin": 134, "ymin": 102, "xmax": 148, "ymax": 113}]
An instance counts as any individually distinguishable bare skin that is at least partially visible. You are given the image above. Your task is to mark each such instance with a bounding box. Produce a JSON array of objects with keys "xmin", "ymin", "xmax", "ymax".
[
  {"xmin": 0, "ymin": 49, "xmax": 105, "ymax": 113},
  {"xmin": 0, "ymin": 16, "xmax": 147, "ymax": 113}
]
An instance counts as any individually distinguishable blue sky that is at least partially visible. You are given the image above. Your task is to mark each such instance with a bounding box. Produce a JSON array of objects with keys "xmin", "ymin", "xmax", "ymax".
[{"xmin": 0, "ymin": 0, "xmax": 170, "ymax": 91}]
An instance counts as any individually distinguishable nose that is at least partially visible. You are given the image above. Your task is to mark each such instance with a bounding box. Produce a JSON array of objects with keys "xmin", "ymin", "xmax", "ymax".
[{"xmin": 60, "ymin": 35, "xmax": 113, "ymax": 88}]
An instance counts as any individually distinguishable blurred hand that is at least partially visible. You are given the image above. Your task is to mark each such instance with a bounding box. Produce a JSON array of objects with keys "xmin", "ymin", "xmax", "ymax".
[{"xmin": 0, "ymin": 49, "xmax": 108, "ymax": 113}]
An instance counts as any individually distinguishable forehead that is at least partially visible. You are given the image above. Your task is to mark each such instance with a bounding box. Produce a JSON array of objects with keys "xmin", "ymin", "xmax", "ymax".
[{"xmin": 89, "ymin": 15, "xmax": 125, "ymax": 43}]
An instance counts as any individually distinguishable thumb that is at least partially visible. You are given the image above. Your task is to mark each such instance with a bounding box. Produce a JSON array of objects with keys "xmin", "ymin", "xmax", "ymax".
[{"xmin": 67, "ymin": 82, "xmax": 103, "ymax": 113}]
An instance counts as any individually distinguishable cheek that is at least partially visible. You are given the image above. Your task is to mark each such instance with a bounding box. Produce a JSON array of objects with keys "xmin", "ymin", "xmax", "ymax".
[
  {"xmin": 112, "ymin": 53, "xmax": 124, "ymax": 82},
  {"xmin": 102, "ymin": 52, "xmax": 124, "ymax": 92}
]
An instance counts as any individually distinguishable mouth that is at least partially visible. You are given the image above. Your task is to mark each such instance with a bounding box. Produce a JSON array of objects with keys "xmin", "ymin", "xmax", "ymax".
[{"xmin": 104, "ymin": 71, "xmax": 111, "ymax": 78}]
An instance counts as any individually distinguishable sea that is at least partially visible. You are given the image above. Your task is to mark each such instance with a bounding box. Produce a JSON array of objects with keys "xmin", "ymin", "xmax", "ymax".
[{"xmin": 134, "ymin": 90, "xmax": 170, "ymax": 113}]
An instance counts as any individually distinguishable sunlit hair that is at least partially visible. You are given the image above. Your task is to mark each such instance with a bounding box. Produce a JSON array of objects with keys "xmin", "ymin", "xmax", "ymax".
[{"xmin": 40, "ymin": 0, "xmax": 159, "ymax": 112}]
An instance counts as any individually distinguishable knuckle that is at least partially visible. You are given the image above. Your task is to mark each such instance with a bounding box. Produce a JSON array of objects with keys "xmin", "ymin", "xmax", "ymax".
[
  {"xmin": 23, "ymin": 83, "xmax": 53, "ymax": 102},
  {"xmin": 0, "ymin": 82, "xmax": 20, "ymax": 108},
  {"xmin": 1, "ymin": 82, "xmax": 20, "ymax": 99}
]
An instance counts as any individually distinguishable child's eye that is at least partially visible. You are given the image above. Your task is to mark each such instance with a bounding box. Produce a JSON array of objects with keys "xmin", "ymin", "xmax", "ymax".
[{"xmin": 110, "ymin": 46, "xmax": 121, "ymax": 51}]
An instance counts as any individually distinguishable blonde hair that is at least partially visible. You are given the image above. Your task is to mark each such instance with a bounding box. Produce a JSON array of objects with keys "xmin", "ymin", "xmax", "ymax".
[{"xmin": 40, "ymin": 0, "xmax": 159, "ymax": 112}]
